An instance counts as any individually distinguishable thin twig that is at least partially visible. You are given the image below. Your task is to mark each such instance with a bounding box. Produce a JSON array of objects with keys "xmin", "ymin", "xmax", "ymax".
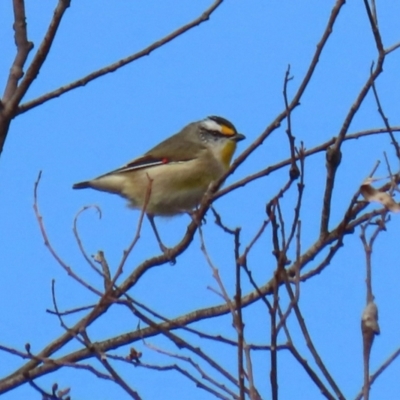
[
  {"xmin": 283, "ymin": 278, "xmax": 345, "ymax": 400},
  {"xmin": 80, "ymin": 330, "xmax": 143, "ymax": 400},
  {"xmin": 17, "ymin": 0, "xmax": 225, "ymax": 115},
  {"xmin": 121, "ymin": 300, "xmax": 244, "ymax": 393},
  {"xmin": 370, "ymin": 63, "xmax": 400, "ymax": 159},
  {"xmin": 73, "ymin": 205, "xmax": 103, "ymax": 276},
  {"xmin": 282, "ymin": 64, "xmax": 300, "ymax": 180},
  {"xmin": 111, "ymin": 176, "xmax": 152, "ymax": 285},
  {"xmin": 3, "ymin": 0, "xmax": 33, "ymax": 102},
  {"xmin": 142, "ymin": 341, "xmax": 239, "ymax": 399},
  {"xmin": 33, "ymin": 172, "xmax": 103, "ymax": 296},
  {"xmin": 354, "ymin": 347, "xmax": 400, "ymax": 400},
  {"xmin": 115, "ymin": 354, "xmax": 233, "ymax": 400},
  {"xmin": 214, "ymin": 127, "xmax": 400, "ymax": 202}
]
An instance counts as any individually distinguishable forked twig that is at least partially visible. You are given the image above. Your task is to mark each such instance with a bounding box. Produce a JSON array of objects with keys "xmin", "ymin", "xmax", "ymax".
[
  {"xmin": 33, "ymin": 172, "xmax": 102, "ymax": 296},
  {"xmin": 17, "ymin": 0, "xmax": 225, "ymax": 115}
]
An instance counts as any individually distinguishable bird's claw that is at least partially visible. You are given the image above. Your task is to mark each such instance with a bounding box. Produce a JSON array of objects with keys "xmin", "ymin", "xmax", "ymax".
[{"xmin": 159, "ymin": 244, "xmax": 176, "ymax": 265}]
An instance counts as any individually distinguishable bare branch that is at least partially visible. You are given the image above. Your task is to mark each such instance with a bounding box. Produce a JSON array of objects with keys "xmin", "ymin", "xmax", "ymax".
[
  {"xmin": 214, "ymin": 127, "xmax": 400, "ymax": 202},
  {"xmin": 33, "ymin": 172, "xmax": 103, "ymax": 296},
  {"xmin": 370, "ymin": 63, "xmax": 400, "ymax": 159},
  {"xmin": 17, "ymin": 0, "xmax": 224, "ymax": 115},
  {"xmin": 0, "ymin": 0, "xmax": 71, "ymax": 155},
  {"xmin": 3, "ymin": 0, "xmax": 33, "ymax": 102},
  {"xmin": 354, "ymin": 347, "xmax": 400, "ymax": 400},
  {"xmin": 73, "ymin": 205, "xmax": 104, "ymax": 276}
]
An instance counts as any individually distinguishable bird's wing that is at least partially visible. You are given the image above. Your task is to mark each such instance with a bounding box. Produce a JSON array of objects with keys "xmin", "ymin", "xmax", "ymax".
[
  {"xmin": 110, "ymin": 154, "xmax": 182, "ymax": 174},
  {"xmin": 106, "ymin": 137, "xmax": 206, "ymax": 175}
]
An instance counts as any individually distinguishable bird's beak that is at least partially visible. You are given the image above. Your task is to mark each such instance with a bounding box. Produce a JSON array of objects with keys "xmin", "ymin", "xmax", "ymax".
[{"xmin": 232, "ymin": 133, "xmax": 245, "ymax": 142}]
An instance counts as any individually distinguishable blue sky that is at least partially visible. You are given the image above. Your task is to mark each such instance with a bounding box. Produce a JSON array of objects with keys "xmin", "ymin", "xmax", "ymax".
[{"xmin": 1, "ymin": 1, "xmax": 400, "ymax": 399}]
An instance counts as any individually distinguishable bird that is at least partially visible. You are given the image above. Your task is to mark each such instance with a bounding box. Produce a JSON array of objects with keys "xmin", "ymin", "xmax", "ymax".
[{"xmin": 73, "ymin": 116, "xmax": 245, "ymax": 250}]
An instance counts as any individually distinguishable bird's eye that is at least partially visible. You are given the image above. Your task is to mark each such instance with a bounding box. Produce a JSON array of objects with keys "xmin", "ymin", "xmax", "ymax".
[
  {"xmin": 209, "ymin": 129, "xmax": 221, "ymax": 136},
  {"xmin": 200, "ymin": 126, "xmax": 220, "ymax": 135}
]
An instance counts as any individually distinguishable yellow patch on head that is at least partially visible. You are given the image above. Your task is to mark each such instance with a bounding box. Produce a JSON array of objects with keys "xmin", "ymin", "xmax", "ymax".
[{"xmin": 220, "ymin": 124, "xmax": 236, "ymax": 136}]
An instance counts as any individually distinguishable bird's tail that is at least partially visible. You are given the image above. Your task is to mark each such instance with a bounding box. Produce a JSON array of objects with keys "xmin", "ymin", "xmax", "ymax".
[{"xmin": 72, "ymin": 181, "xmax": 90, "ymax": 189}]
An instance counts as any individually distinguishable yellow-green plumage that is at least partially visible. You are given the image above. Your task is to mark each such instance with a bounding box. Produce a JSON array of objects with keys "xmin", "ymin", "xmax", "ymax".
[{"xmin": 73, "ymin": 116, "xmax": 244, "ymax": 216}]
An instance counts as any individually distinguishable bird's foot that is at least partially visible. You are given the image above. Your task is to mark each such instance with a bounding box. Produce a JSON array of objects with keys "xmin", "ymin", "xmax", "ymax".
[
  {"xmin": 159, "ymin": 243, "xmax": 176, "ymax": 265},
  {"xmin": 188, "ymin": 209, "xmax": 206, "ymax": 225}
]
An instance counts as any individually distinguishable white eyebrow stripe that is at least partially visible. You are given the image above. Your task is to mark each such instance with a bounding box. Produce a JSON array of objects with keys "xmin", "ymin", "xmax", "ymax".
[{"xmin": 201, "ymin": 119, "xmax": 222, "ymax": 132}]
